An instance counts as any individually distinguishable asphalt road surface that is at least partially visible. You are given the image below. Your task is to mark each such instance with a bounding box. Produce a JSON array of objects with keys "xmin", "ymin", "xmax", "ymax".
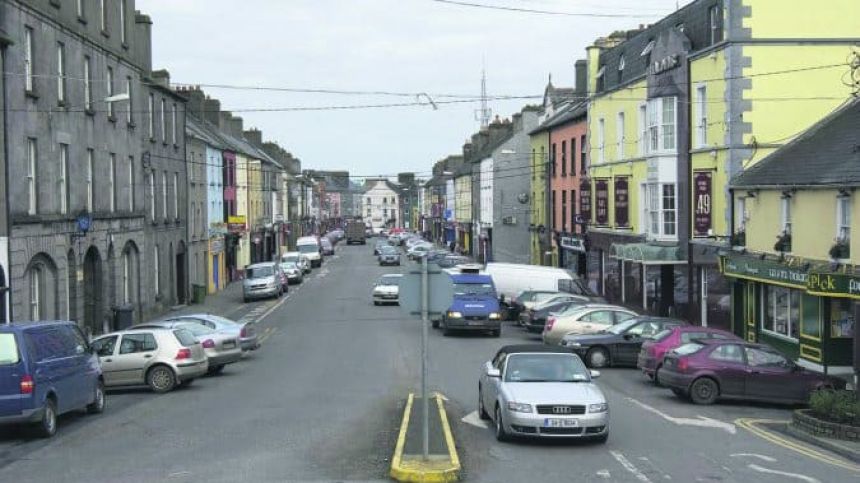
[{"xmin": 0, "ymin": 243, "xmax": 856, "ymax": 482}]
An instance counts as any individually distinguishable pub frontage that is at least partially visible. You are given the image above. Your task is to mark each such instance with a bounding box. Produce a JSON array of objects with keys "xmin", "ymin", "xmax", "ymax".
[{"xmin": 722, "ymin": 252, "xmax": 855, "ymax": 375}]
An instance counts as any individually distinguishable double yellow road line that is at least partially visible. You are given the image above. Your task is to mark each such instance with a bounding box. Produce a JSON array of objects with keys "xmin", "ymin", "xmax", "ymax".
[{"xmin": 735, "ymin": 418, "xmax": 859, "ymax": 472}]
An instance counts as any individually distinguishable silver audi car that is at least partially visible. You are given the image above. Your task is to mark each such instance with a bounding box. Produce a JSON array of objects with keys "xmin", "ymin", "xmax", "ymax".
[{"xmin": 477, "ymin": 345, "xmax": 609, "ymax": 442}]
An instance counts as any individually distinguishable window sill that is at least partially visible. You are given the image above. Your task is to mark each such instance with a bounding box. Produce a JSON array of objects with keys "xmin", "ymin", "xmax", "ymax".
[
  {"xmin": 127, "ymin": 121, "xmax": 136, "ymax": 129},
  {"xmin": 108, "ymin": 115, "xmax": 117, "ymax": 124},
  {"xmin": 25, "ymin": 90, "xmax": 39, "ymax": 100},
  {"xmin": 101, "ymin": 29, "xmax": 110, "ymax": 38},
  {"xmin": 77, "ymin": 16, "xmax": 87, "ymax": 25},
  {"xmin": 84, "ymin": 108, "xmax": 96, "ymax": 117},
  {"xmin": 150, "ymin": 137, "xmax": 156, "ymax": 143}
]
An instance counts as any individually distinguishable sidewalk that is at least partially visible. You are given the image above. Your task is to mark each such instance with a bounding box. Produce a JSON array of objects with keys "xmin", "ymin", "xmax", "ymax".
[{"xmin": 159, "ymin": 282, "xmax": 247, "ymax": 321}]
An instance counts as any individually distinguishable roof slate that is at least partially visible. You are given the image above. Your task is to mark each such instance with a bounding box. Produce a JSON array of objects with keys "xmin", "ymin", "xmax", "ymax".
[{"xmin": 731, "ymin": 99, "xmax": 860, "ymax": 188}]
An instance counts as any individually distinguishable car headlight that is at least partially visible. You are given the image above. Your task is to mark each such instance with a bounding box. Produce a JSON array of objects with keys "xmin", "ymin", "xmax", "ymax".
[
  {"xmin": 488, "ymin": 312, "xmax": 500, "ymax": 320},
  {"xmin": 588, "ymin": 402, "xmax": 608, "ymax": 413},
  {"xmin": 447, "ymin": 311, "xmax": 462, "ymax": 319},
  {"xmin": 506, "ymin": 402, "xmax": 533, "ymax": 413}
]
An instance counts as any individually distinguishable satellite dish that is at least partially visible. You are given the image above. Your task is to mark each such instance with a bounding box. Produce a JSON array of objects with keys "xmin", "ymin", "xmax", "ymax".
[{"xmin": 517, "ymin": 193, "xmax": 530, "ymax": 204}]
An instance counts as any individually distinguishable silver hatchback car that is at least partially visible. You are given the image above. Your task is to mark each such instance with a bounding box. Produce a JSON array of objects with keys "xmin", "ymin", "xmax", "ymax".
[
  {"xmin": 243, "ymin": 262, "xmax": 283, "ymax": 302},
  {"xmin": 165, "ymin": 314, "xmax": 259, "ymax": 352},
  {"xmin": 91, "ymin": 327, "xmax": 208, "ymax": 393},
  {"xmin": 478, "ymin": 345, "xmax": 609, "ymax": 442},
  {"xmin": 135, "ymin": 321, "xmax": 243, "ymax": 374}
]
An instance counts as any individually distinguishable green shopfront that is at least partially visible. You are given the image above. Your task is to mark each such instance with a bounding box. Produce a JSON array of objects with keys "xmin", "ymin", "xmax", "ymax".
[{"xmin": 721, "ymin": 253, "xmax": 855, "ymax": 374}]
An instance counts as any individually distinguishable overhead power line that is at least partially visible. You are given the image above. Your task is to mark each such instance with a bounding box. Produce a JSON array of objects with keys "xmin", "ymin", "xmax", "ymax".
[{"xmin": 428, "ymin": 0, "xmax": 664, "ymax": 18}]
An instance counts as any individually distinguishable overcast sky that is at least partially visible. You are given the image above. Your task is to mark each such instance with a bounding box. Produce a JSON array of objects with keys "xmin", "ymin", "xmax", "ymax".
[{"xmin": 138, "ymin": 0, "xmax": 683, "ymax": 179}]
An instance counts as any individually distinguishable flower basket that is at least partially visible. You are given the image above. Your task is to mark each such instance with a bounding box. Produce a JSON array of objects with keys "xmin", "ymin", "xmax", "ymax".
[
  {"xmin": 829, "ymin": 240, "xmax": 850, "ymax": 260},
  {"xmin": 774, "ymin": 232, "xmax": 792, "ymax": 253}
]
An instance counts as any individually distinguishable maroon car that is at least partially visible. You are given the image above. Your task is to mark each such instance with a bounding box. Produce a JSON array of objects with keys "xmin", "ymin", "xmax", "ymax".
[
  {"xmin": 637, "ymin": 326, "xmax": 740, "ymax": 383},
  {"xmin": 659, "ymin": 339, "xmax": 845, "ymax": 405}
]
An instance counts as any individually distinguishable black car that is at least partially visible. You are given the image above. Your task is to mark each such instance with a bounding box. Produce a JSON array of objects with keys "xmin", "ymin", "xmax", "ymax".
[{"xmin": 560, "ymin": 316, "xmax": 687, "ymax": 368}]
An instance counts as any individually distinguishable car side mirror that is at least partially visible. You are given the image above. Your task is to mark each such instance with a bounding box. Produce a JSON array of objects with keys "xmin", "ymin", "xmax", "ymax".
[
  {"xmin": 487, "ymin": 368, "xmax": 501, "ymax": 378},
  {"xmin": 590, "ymin": 370, "xmax": 601, "ymax": 379}
]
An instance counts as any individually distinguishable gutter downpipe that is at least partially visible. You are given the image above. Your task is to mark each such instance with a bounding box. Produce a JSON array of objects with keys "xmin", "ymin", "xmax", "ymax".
[{"xmin": 1, "ymin": 38, "xmax": 11, "ymax": 324}]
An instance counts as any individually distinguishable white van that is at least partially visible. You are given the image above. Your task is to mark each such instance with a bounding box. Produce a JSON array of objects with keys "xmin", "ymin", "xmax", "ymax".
[
  {"xmin": 483, "ymin": 263, "xmax": 600, "ymax": 318},
  {"xmin": 296, "ymin": 236, "xmax": 323, "ymax": 268}
]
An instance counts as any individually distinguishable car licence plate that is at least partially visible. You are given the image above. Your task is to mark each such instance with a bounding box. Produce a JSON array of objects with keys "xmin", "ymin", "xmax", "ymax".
[
  {"xmin": 544, "ymin": 418, "xmax": 578, "ymax": 428},
  {"xmin": 467, "ymin": 321, "xmax": 485, "ymax": 326},
  {"xmin": 224, "ymin": 341, "xmax": 236, "ymax": 349}
]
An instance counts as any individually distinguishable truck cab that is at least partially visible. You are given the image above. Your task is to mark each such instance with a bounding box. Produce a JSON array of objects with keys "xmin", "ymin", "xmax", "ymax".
[{"xmin": 437, "ymin": 266, "xmax": 501, "ymax": 337}]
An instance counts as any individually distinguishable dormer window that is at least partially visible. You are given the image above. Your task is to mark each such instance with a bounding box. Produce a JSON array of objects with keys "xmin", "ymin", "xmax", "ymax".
[
  {"xmin": 641, "ymin": 40, "xmax": 655, "ymax": 58},
  {"xmin": 618, "ymin": 56, "xmax": 625, "ymax": 83}
]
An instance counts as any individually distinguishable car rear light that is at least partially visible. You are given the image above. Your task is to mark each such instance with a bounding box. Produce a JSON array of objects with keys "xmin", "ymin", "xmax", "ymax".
[
  {"xmin": 20, "ymin": 375, "xmax": 34, "ymax": 394},
  {"xmin": 677, "ymin": 358, "xmax": 689, "ymax": 372},
  {"xmin": 545, "ymin": 317, "xmax": 556, "ymax": 332},
  {"xmin": 176, "ymin": 348, "xmax": 192, "ymax": 360},
  {"xmin": 202, "ymin": 339, "xmax": 216, "ymax": 349},
  {"xmin": 240, "ymin": 326, "xmax": 247, "ymax": 338}
]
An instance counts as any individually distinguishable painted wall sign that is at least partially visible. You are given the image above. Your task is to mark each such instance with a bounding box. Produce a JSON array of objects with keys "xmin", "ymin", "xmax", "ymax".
[
  {"xmin": 579, "ymin": 180, "xmax": 591, "ymax": 223},
  {"xmin": 614, "ymin": 177, "xmax": 629, "ymax": 228},
  {"xmin": 650, "ymin": 54, "xmax": 679, "ymax": 75},
  {"xmin": 807, "ymin": 273, "xmax": 860, "ymax": 300},
  {"xmin": 595, "ymin": 179, "xmax": 609, "ymax": 226},
  {"xmin": 693, "ymin": 171, "xmax": 712, "ymax": 236},
  {"xmin": 227, "ymin": 215, "xmax": 246, "ymax": 233},
  {"xmin": 722, "ymin": 256, "xmax": 808, "ymax": 288}
]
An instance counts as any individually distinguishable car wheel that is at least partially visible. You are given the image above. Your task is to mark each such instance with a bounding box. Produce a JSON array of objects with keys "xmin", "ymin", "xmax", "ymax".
[
  {"xmin": 587, "ymin": 347, "xmax": 609, "ymax": 368},
  {"xmin": 36, "ymin": 398, "xmax": 57, "ymax": 438},
  {"xmin": 86, "ymin": 381, "xmax": 106, "ymax": 414},
  {"xmin": 653, "ymin": 365, "xmax": 663, "ymax": 386},
  {"xmin": 478, "ymin": 386, "xmax": 490, "ymax": 420},
  {"xmin": 494, "ymin": 406, "xmax": 510, "ymax": 442},
  {"xmin": 147, "ymin": 365, "xmax": 177, "ymax": 393},
  {"xmin": 207, "ymin": 365, "xmax": 225, "ymax": 375},
  {"xmin": 689, "ymin": 378, "xmax": 719, "ymax": 405}
]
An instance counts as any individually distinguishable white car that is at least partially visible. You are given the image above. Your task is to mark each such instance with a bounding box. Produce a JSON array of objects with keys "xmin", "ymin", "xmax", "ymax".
[
  {"xmin": 296, "ymin": 236, "xmax": 323, "ymax": 268},
  {"xmin": 372, "ymin": 274, "xmax": 403, "ymax": 305},
  {"xmin": 281, "ymin": 252, "xmax": 311, "ymax": 274},
  {"xmin": 407, "ymin": 243, "xmax": 433, "ymax": 260},
  {"xmin": 478, "ymin": 345, "xmax": 609, "ymax": 442}
]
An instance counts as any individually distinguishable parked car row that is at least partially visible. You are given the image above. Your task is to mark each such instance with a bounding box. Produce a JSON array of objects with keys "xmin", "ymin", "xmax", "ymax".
[{"xmin": 1, "ymin": 312, "xmax": 259, "ymax": 438}]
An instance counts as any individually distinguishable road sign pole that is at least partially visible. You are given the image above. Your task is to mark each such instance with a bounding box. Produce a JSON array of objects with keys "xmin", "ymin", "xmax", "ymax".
[{"xmin": 421, "ymin": 256, "xmax": 429, "ymax": 460}]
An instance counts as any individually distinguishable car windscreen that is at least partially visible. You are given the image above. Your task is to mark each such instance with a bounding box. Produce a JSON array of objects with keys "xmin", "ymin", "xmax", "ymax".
[
  {"xmin": 246, "ymin": 266, "xmax": 274, "ymax": 278},
  {"xmin": 453, "ymin": 282, "xmax": 495, "ymax": 296},
  {"xmin": 378, "ymin": 276, "xmax": 400, "ymax": 287},
  {"xmin": 504, "ymin": 354, "xmax": 590, "ymax": 383},
  {"xmin": 202, "ymin": 315, "xmax": 240, "ymax": 327},
  {"xmin": 173, "ymin": 329, "xmax": 198, "ymax": 347},
  {"xmin": 282, "ymin": 255, "xmax": 299, "ymax": 263},
  {"xmin": 380, "ymin": 246, "xmax": 398, "ymax": 254},
  {"xmin": 607, "ymin": 318, "xmax": 642, "ymax": 334},
  {"xmin": 673, "ymin": 342, "xmax": 705, "ymax": 356},
  {"xmin": 298, "ymin": 245, "xmax": 318, "ymax": 253},
  {"xmin": 0, "ymin": 333, "xmax": 20, "ymax": 365},
  {"xmin": 178, "ymin": 323, "xmax": 217, "ymax": 337}
]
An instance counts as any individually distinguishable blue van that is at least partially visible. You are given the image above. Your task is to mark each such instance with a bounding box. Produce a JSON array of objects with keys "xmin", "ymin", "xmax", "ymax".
[
  {"xmin": 0, "ymin": 321, "xmax": 105, "ymax": 437},
  {"xmin": 437, "ymin": 267, "xmax": 501, "ymax": 337}
]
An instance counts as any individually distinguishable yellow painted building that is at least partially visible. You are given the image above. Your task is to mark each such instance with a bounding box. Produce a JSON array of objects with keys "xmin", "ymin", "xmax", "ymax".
[
  {"xmin": 529, "ymin": 132, "xmax": 549, "ymax": 265},
  {"xmin": 235, "ymin": 153, "xmax": 251, "ymax": 271},
  {"xmin": 724, "ymin": 99, "xmax": 859, "ymax": 373},
  {"xmin": 454, "ymin": 170, "xmax": 472, "ymax": 252},
  {"xmin": 583, "ymin": 0, "xmax": 858, "ymax": 328}
]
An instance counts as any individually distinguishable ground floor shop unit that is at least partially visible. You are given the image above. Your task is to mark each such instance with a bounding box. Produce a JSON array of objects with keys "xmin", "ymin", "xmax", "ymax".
[{"xmin": 722, "ymin": 252, "xmax": 855, "ymax": 376}]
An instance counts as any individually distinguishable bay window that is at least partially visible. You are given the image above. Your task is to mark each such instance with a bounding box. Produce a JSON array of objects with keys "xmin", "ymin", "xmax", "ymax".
[
  {"xmin": 646, "ymin": 97, "xmax": 677, "ymax": 154},
  {"xmin": 837, "ymin": 195, "xmax": 851, "ymax": 242},
  {"xmin": 643, "ymin": 183, "xmax": 677, "ymax": 239}
]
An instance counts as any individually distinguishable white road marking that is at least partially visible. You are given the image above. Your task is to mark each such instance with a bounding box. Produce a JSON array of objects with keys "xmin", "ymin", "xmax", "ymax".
[
  {"xmin": 637, "ymin": 457, "xmax": 672, "ymax": 480},
  {"xmin": 730, "ymin": 453, "xmax": 777, "ymax": 463},
  {"xmin": 168, "ymin": 471, "xmax": 192, "ymax": 478},
  {"xmin": 595, "ymin": 469, "xmax": 611, "ymax": 479},
  {"xmin": 747, "ymin": 464, "xmax": 820, "ymax": 483},
  {"xmin": 610, "ymin": 451, "xmax": 653, "ymax": 483},
  {"xmin": 460, "ymin": 411, "xmax": 489, "ymax": 429},
  {"xmin": 626, "ymin": 397, "xmax": 736, "ymax": 434},
  {"xmin": 433, "ymin": 391, "xmax": 449, "ymax": 402}
]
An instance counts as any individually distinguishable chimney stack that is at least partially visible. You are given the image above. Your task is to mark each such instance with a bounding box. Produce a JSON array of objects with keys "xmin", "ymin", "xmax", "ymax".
[
  {"xmin": 203, "ymin": 98, "xmax": 221, "ymax": 126},
  {"xmin": 574, "ymin": 59, "xmax": 587, "ymax": 98},
  {"xmin": 244, "ymin": 128, "xmax": 263, "ymax": 146}
]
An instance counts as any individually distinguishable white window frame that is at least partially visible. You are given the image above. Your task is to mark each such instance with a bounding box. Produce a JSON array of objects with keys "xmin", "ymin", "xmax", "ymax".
[
  {"xmin": 173, "ymin": 172, "xmax": 179, "ymax": 219},
  {"xmin": 638, "ymin": 103, "xmax": 647, "ymax": 156},
  {"xmin": 762, "ymin": 285, "xmax": 799, "ymax": 341},
  {"xmin": 616, "ymin": 112, "xmax": 625, "ymax": 160},
  {"xmin": 126, "ymin": 76, "xmax": 133, "ymax": 124},
  {"xmin": 30, "ymin": 265, "xmax": 42, "ymax": 320},
  {"xmin": 662, "ymin": 184, "xmax": 677, "ymax": 237},
  {"xmin": 120, "ymin": 0, "xmax": 127, "ymax": 43},
  {"xmin": 27, "ymin": 138, "xmax": 37, "ymax": 215},
  {"xmin": 57, "ymin": 42, "xmax": 66, "ymax": 103},
  {"xmin": 76, "ymin": 0, "xmax": 85, "ymax": 17},
  {"xmin": 106, "ymin": 66, "xmax": 115, "ymax": 118},
  {"xmin": 24, "ymin": 27, "xmax": 34, "ymax": 92},
  {"xmin": 646, "ymin": 97, "xmax": 678, "ymax": 154},
  {"xmin": 148, "ymin": 93, "xmax": 155, "ymax": 139},
  {"xmin": 86, "ymin": 149, "xmax": 94, "ymax": 212},
  {"xmin": 643, "ymin": 183, "xmax": 677, "ymax": 240},
  {"xmin": 83, "ymin": 55, "xmax": 92, "ymax": 111},
  {"xmin": 58, "ymin": 143, "xmax": 68, "ymax": 215},
  {"xmin": 122, "ymin": 251, "xmax": 130, "ymax": 304},
  {"xmin": 780, "ymin": 196, "xmax": 792, "ymax": 235},
  {"xmin": 696, "ymin": 85, "xmax": 707, "ymax": 147},
  {"xmin": 109, "ymin": 153, "xmax": 116, "ymax": 212},
  {"xmin": 161, "ymin": 98, "xmax": 167, "ymax": 142},
  {"xmin": 100, "ymin": 0, "xmax": 108, "ymax": 32},
  {"xmin": 709, "ymin": 6, "xmax": 720, "ymax": 45},
  {"xmin": 162, "ymin": 171, "xmax": 168, "ymax": 219},
  {"xmin": 172, "ymin": 104, "xmax": 178, "ymax": 145},
  {"xmin": 597, "ymin": 118, "xmax": 605, "ymax": 163},
  {"xmin": 735, "ymin": 197, "xmax": 747, "ymax": 231},
  {"xmin": 128, "ymin": 156, "xmax": 134, "ymax": 211},
  {"xmin": 837, "ymin": 195, "xmax": 851, "ymax": 242},
  {"xmin": 149, "ymin": 172, "xmax": 155, "ymax": 219},
  {"xmin": 153, "ymin": 245, "xmax": 160, "ymax": 295}
]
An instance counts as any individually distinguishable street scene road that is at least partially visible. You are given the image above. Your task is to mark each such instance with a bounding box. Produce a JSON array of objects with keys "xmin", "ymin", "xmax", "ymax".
[{"xmin": 1, "ymin": 244, "xmax": 856, "ymax": 482}]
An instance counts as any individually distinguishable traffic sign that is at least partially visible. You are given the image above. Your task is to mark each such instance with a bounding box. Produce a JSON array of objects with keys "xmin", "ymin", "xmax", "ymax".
[{"xmin": 399, "ymin": 264, "xmax": 454, "ymax": 316}]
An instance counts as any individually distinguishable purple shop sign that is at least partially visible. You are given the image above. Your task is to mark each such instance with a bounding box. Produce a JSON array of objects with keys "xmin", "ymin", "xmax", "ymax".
[
  {"xmin": 595, "ymin": 179, "xmax": 609, "ymax": 226},
  {"xmin": 579, "ymin": 179, "xmax": 592, "ymax": 223},
  {"xmin": 694, "ymin": 171, "xmax": 712, "ymax": 236},
  {"xmin": 614, "ymin": 177, "xmax": 629, "ymax": 228}
]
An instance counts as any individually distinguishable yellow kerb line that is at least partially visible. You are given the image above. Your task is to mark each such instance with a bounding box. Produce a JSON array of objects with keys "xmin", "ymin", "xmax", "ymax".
[
  {"xmin": 436, "ymin": 393, "xmax": 461, "ymax": 471},
  {"xmin": 735, "ymin": 418, "xmax": 860, "ymax": 472}
]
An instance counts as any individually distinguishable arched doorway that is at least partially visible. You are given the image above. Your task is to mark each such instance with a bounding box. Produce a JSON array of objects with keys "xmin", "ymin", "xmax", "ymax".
[
  {"xmin": 83, "ymin": 246, "xmax": 103, "ymax": 336},
  {"xmin": 25, "ymin": 253, "xmax": 60, "ymax": 322},
  {"xmin": 176, "ymin": 241, "xmax": 187, "ymax": 304}
]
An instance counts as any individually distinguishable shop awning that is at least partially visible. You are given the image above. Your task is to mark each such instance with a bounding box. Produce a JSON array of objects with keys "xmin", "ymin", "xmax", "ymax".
[{"xmin": 609, "ymin": 243, "xmax": 685, "ymax": 266}]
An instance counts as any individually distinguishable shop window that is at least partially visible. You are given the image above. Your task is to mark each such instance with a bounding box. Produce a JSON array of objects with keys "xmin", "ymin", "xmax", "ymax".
[
  {"xmin": 830, "ymin": 299, "xmax": 855, "ymax": 338},
  {"xmin": 762, "ymin": 285, "xmax": 800, "ymax": 340}
]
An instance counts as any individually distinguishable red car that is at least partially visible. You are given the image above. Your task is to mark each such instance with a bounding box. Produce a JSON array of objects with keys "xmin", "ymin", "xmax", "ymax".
[
  {"xmin": 658, "ymin": 339, "xmax": 845, "ymax": 405},
  {"xmin": 637, "ymin": 325, "xmax": 739, "ymax": 383}
]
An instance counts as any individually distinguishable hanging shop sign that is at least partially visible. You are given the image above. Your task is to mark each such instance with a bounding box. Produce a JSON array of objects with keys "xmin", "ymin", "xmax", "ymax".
[
  {"xmin": 614, "ymin": 177, "xmax": 629, "ymax": 228},
  {"xmin": 227, "ymin": 215, "xmax": 247, "ymax": 233},
  {"xmin": 209, "ymin": 238, "xmax": 224, "ymax": 254},
  {"xmin": 595, "ymin": 179, "xmax": 609, "ymax": 226},
  {"xmin": 694, "ymin": 171, "xmax": 713, "ymax": 237},
  {"xmin": 579, "ymin": 179, "xmax": 591, "ymax": 223},
  {"xmin": 560, "ymin": 236, "xmax": 586, "ymax": 253}
]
